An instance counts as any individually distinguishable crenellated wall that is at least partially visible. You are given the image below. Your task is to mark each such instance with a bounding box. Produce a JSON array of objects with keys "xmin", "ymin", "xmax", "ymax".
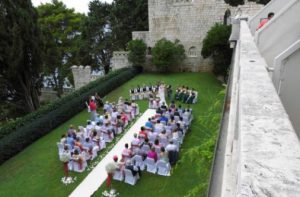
[{"xmin": 111, "ymin": 51, "xmax": 130, "ymax": 71}]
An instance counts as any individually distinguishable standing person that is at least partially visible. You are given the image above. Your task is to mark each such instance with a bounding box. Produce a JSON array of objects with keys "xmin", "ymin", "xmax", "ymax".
[
  {"xmin": 105, "ymin": 156, "xmax": 120, "ymax": 189},
  {"xmin": 89, "ymin": 97, "xmax": 97, "ymax": 121},
  {"xmin": 60, "ymin": 145, "xmax": 71, "ymax": 177},
  {"xmin": 256, "ymin": 12, "xmax": 274, "ymax": 30}
]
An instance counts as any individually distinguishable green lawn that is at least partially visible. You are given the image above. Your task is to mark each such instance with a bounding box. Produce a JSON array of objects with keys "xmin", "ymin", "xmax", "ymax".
[{"xmin": 0, "ymin": 73, "xmax": 224, "ymax": 197}]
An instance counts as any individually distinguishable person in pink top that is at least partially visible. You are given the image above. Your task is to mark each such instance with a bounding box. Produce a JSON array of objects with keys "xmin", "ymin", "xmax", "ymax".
[
  {"xmin": 89, "ymin": 97, "xmax": 97, "ymax": 121},
  {"xmin": 147, "ymin": 147, "xmax": 158, "ymax": 161},
  {"xmin": 256, "ymin": 12, "xmax": 274, "ymax": 31}
]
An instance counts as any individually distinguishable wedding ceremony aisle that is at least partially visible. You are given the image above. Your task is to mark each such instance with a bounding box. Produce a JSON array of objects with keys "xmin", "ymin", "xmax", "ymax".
[{"xmin": 70, "ymin": 109, "xmax": 156, "ymax": 197}]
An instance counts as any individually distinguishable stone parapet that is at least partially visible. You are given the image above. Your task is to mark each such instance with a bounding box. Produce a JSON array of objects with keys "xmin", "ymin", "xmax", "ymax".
[
  {"xmin": 111, "ymin": 51, "xmax": 130, "ymax": 71},
  {"xmin": 218, "ymin": 20, "xmax": 300, "ymax": 197}
]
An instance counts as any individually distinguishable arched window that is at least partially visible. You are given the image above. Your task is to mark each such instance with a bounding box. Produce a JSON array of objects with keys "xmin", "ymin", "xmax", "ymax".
[
  {"xmin": 188, "ymin": 47, "xmax": 197, "ymax": 57},
  {"xmin": 224, "ymin": 9, "xmax": 231, "ymax": 25}
]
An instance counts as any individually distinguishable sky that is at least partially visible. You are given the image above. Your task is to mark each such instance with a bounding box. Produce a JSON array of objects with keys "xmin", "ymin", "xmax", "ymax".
[{"xmin": 31, "ymin": 0, "xmax": 113, "ymax": 14}]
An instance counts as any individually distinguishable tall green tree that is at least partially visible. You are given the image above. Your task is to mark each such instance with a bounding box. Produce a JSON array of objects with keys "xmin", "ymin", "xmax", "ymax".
[
  {"xmin": 37, "ymin": 0, "xmax": 85, "ymax": 97},
  {"xmin": 201, "ymin": 23, "xmax": 232, "ymax": 78},
  {"xmin": 128, "ymin": 39, "xmax": 147, "ymax": 68},
  {"xmin": 0, "ymin": 0, "xmax": 43, "ymax": 115},
  {"xmin": 78, "ymin": 1, "xmax": 114, "ymax": 74},
  {"xmin": 152, "ymin": 38, "xmax": 185, "ymax": 72},
  {"xmin": 110, "ymin": 0, "xmax": 148, "ymax": 50}
]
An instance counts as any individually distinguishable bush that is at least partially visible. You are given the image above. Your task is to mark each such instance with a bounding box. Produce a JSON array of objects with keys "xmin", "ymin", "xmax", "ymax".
[
  {"xmin": 152, "ymin": 38, "xmax": 185, "ymax": 72},
  {"xmin": 201, "ymin": 23, "xmax": 232, "ymax": 78},
  {"xmin": 0, "ymin": 67, "xmax": 139, "ymax": 164},
  {"xmin": 128, "ymin": 39, "xmax": 147, "ymax": 69}
]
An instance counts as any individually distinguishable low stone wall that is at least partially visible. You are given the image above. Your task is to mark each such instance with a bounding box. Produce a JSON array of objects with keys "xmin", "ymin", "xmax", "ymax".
[{"xmin": 217, "ymin": 20, "xmax": 300, "ymax": 197}]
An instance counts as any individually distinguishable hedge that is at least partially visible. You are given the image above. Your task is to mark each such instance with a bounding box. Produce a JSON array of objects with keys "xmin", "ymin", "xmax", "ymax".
[{"xmin": 0, "ymin": 67, "xmax": 139, "ymax": 164}]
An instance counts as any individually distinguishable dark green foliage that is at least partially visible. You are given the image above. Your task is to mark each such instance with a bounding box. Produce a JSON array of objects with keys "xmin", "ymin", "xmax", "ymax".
[
  {"xmin": 249, "ymin": 0, "xmax": 271, "ymax": 5},
  {"xmin": 0, "ymin": 68, "xmax": 139, "ymax": 164},
  {"xmin": 201, "ymin": 24, "xmax": 233, "ymax": 78},
  {"xmin": 128, "ymin": 39, "xmax": 147, "ymax": 69},
  {"xmin": 37, "ymin": 1, "xmax": 85, "ymax": 96},
  {"xmin": 0, "ymin": 0, "xmax": 43, "ymax": 114},
  {"xmin": 225, "ymin": 0, "xmax": 270, "ymax": 6},
  {"xmin": 152, "ymin": 38, "xmax": 186, "ymax": 72},
  {"xmin": 78, "ymin": 1, "xmax": 113, "ymax": 74},
  {"xmin": 110, "ymin": 0, "xmax": 148, "ymax": 50},
  {"xmin": 224, "ymin": 0, "xmax": 245, "ymax": 6}
]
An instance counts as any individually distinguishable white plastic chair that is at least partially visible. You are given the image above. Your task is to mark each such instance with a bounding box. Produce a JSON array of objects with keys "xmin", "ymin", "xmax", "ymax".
[
  {"xmin": 156, "ymin": 160, "xmax": 171, "ymax": 176},
  {"xmin": 144, "ymin": 158, "xmax": 157, "ymax": 174},
  {"xmin": 141, "ymin": 144, "xmax": 150, "ymax": 155},
  {"xmin": 113, "ymin": 170, "xmax": 124, "ymax": 181},
  {"xmin": 72, "ymin": 159, "xmax": 87, "ymax": 172},
  {"xmin": 132, "ymin": 154, "xmax": 145, "ymax": 170},
  {"xmin": 57, "ymin": 142, "xmax": 64, "ymax": 156},
  {"xmin": 124, "ymin": 169, "xmax": 139, "ymax": 185}
]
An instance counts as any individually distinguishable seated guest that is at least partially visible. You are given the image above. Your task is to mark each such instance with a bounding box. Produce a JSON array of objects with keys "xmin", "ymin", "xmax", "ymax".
[
  {"xmin": 66, "ymin": 134, "xmax": 75, "ymax": 149},
  {"xmin": 160, "ymin": 102, "xmax": 167, "ymax": 111},
  {"xmin": 173, "ymin": 109, "xmax": 180, "ymax": 117},
  {"xmin": 83, "ymin": 138, "xmax": 94, "ymax": 155},
  {"xmin": 72, "ymin": 149, "xmax": 84, "ymax": 170},
  {"xmin": 169, "ymin": 100, "xmax": 176, "ymax": 111},
  {"xmin": 147, "ymin": 147, "xmax": 158, "ymax": 162},
  {"xmin": 125, "ymin": 159, "xmax": 141, "ymax": 177},
  {"xmin": 131, "ymin": 133, "xmax": 141, "ymax": 154},
  {"xmin": 145, "ymin": 118, "xmax": 153, "ymax": 130},
  {"xmin": 67, "ymin": 125, "xmax": 76, "ymax": 136},
  {"xmin": 138, "ymin": 126, "xmax": 148, "ymax": 140},
  {"xmin": 154, "ymin": 120, "xmax": 164, "ymax": 133},
  {"xmin": 122, "ymin": 143, "xmax": 132, "ymax": 162},
  {"xmin": 148, "ymin": 129, "xmax": 158, "ymax": 143},
  {"xmin": 153, "ymin": 139, "xmax": 162, "ymax": 153},
  {"xmin": 159, "ymin": 114, "xmax": 168, "ymax": 124},
  {"xmin": 159, "ymin": 147, "xmax": 169, "ymax": 163},
  {"xmin": 74, "ymin": 137, "xmax": 84, "ymax": 152}
]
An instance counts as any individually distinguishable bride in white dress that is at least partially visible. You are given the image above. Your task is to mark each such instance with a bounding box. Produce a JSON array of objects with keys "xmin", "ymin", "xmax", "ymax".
[{"xmin": 158, "ymin": 83, "xmax": 167, "ymax": 106}]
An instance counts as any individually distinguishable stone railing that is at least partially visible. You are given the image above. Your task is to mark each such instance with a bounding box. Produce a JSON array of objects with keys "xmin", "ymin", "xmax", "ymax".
[{"xmin": 209, "ymin": 19, "xmax": 300, "ymax": 197}]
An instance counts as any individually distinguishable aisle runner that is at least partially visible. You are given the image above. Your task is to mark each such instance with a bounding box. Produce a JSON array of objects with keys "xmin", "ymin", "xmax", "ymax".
[{"xmin": 69, "ymin": 109, "xmax": 156, "ymax": 197}]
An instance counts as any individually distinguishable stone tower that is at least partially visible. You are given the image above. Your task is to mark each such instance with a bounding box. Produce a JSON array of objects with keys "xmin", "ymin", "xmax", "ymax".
[
  {"xmin": 132, "ymin": 0, "xmax": 262, "ymax": 72},
  {"xmin": 71, "ymin": 65, "xmax": 92, "ymax": 89}
]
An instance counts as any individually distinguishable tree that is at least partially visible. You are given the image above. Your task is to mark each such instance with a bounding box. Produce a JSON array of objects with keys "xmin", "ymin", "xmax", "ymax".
[
  {"xmin": 37, "ymin": 0, "xmax": 85, "ymax": 97},
  {"xmin": 201, "ymin": 23, "xmax": 232, "ymax": 78},
  {"xmin": 224, "ymin": 0, "xmax": 245, "ymax": 6},
  {"xmin": 128, "ymin": 39, "xmax": 147, "ymax": 69},
  {"xmin": 225, "ymin": 0, "xmax": 270, "ymax": 6},
  {"xmin": 152, "ymin": 38, "xmax": 185, "ymax": 72},
  {"xmin": 249, "ymin": 0, "xmax": 271, "ymax": 5},
  {"xmin": 110, "ymin": 0, "xmax": 148, "ymax": 50},
  {"xmin": 78, "ymin": 0, "xmax": 114, "ymax": 74},
  {"xmin": 0, "ymin": 0, "xmax": 43, "ymax": 115}
]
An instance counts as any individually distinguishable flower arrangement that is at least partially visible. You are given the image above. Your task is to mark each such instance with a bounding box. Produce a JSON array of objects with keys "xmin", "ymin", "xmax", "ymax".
[
  {"xmin": 61, "ymin": 176, "xmax": 77, "ymax": 185},
  {"xmin": 102, "ymin": 189, "xmax": 119, "ymax": 197}
]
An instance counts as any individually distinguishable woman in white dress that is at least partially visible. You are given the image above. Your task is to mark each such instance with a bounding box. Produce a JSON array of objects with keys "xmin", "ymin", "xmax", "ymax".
[{"xmin": 158, "ymin": 83, "xmax": 167, "ymax": 106}]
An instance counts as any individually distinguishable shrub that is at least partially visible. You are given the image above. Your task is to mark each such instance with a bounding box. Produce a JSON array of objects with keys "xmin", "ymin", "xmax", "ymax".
[
  {"xmin": 128, "ymin": 39, "xmax": 147, "ymax": 69},
  {"xmin": 201, "ymin": 23, "xmax": 232, "ymax": 78},
  {"xmin": 0, "ymin": 67, "xmax": 139, "ymax": 164},
  {"xmin": 152, "ymin": 38, "xmax": 185, "ymax": 72}
]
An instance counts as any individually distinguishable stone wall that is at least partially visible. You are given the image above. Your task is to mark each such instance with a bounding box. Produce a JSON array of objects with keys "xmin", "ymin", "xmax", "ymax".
[
  {"xmin": 143, "ymin": 0, "xmax": 263, "ymax": 71},
  {"xmin": 215, "ymin": 20, "xmax": 300, "ymax": 197},
  {"xmin": 111, "ymin": 51, "xmax": 130, "ymax": 71}
]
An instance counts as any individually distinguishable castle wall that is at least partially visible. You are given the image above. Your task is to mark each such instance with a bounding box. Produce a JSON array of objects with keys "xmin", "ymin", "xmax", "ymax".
[{"xmin": 145, "ymin": 0, "xmax": 262, "ymax": 71}]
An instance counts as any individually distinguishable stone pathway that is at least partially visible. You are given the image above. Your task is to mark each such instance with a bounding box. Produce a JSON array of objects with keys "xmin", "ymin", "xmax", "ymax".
[{"xmin": 69, "ymin": 109, "xmax": 156, "ymax": 197}]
